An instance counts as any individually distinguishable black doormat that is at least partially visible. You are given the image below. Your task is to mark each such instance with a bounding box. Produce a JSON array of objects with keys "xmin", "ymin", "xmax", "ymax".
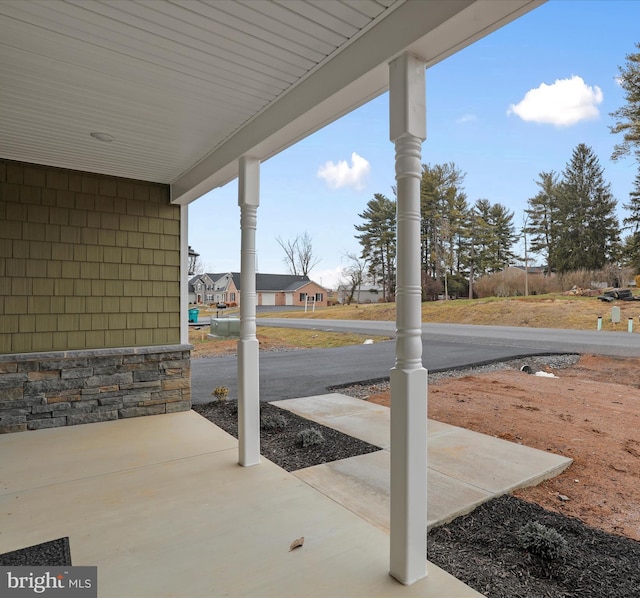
[{"xmin": 0, "ymin": 537, "xmax": 72, "ymax": 566}]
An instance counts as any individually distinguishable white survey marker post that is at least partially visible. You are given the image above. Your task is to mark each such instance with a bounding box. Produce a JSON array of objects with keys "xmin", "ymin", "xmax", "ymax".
[
  {"xmin": 237, "ymin": 156, "xmax": 260, "ymax": 467},
  {"xmin": 388, "ymin": 52, "xmax": 428, "ymax": 586}
]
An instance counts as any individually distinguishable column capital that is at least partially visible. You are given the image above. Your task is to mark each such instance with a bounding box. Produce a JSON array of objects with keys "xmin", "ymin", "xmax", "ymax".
[
  {"xmin": 238, "ymin": 156, "xmax": 260, "ymax": 208},
  {"xmin": 389, "ymin": 53, "xmax": 426, "ymax": 143}
]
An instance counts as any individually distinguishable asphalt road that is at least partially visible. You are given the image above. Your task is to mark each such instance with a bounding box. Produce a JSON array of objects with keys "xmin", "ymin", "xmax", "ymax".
[
  {"xmin": 191, "ymin": 320, "xmax": 639, "ymax": 404},
  {"xmin": 258, "ymin": 319, "xmax": 640, "ymax": 356}
]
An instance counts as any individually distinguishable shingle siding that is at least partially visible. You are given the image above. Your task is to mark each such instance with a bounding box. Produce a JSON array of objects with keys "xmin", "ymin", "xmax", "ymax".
[{"xmin": 0, "ymin": 159, "xmax": 180, "ymax": 354}]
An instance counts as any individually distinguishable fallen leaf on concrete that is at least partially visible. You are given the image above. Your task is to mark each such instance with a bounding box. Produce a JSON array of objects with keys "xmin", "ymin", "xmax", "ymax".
[{"xmin": 289, "ymin": 537, "xmax": 304, "ymax": 551}]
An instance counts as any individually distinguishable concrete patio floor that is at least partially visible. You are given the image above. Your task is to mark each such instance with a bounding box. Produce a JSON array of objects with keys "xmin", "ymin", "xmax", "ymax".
[{"xmin": 1, "ymin": 410, "xmax": 482, "ymax": 597}]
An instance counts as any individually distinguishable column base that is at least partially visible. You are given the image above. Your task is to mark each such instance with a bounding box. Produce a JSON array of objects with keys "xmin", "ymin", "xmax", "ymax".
[
  {"xmin": 389, "ymin": 366, "xmax": 428, "ymax": 584},
  {"xmin": 237, "ymin": 338, "xmax": 260, "ymax": 466}
]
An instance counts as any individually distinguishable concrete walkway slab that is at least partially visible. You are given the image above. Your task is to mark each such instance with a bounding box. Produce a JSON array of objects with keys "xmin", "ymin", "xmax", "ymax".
[
  {"xmin": 275, "ymin": 393, "xmax": 572, "ymax": 529},
  {"xmin": 295, "ymin": 451, "xmax": 494, "ymax": 532},
  {"xmin": 272, "ymin": 394, "xmax": 462, "ymax": 449},
  {"xmin": 274, "ymin": 393, "xmax": 392, "ymax": 447},
  {"xmin": 426, "ymin": 469, "xmax": 494, "ymax": 527},
  {"xmin": 296, "ymin": 451, "xmax": 392, "ymax": 533},
  {"xmin": 0, "ymin": 411, "xmax": 481, "ymax": 597},
  {"xmin": 428, "ymin": 426, "xmax": 571, "ymax": 493}
]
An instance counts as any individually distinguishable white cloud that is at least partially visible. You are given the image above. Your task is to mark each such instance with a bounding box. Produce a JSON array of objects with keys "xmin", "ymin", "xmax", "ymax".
[
  {"xmin": 317, "ymin": 152, "xmax": 370, "ymax": 191},
  {"xmin": 456, "ymin": 113, "xmax": 478, "ymax": 125},
  {"xmin": 507, "ymin": 75, "xmax": 603, "ymax": 127}
]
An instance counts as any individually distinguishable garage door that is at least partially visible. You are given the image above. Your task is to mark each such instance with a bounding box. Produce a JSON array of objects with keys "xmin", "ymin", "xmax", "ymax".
[{"xmin": 261, "ymin": 293, "xmax": 276, "ymax": 306}]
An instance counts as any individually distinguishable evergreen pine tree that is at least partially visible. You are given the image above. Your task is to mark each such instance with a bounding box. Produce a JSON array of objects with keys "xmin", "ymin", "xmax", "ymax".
[
  {"xmin": 488, "ymin": 203, "xmax": 517, "ymax": 271},
  {"xmin": 470, "ymin": 199, "xmax": 497, "ymax": 275},
  {"xmin": 623, "ymin": 170, "xmax": 640, "ymax": 233},
  {"xmin": 419, "ymin": 162, "xmax": 467, "ymax": 281},
  {"xmin": 354, "ymin": 193, "xmax": 396, "ymax": 301},
  {"xmin": 525, "ymin": 171, "xmax": 561, "ymax": 274},
  {"xmin": 555, "ymin": 144, "xmax": 619, "ymax": 272},
  {"xmin": 610, "ymin": 42, "xmax": 640, "ymax": 163},
  {"xmin": 622, "ymin": 171, "xmax": 640, "ymax": 270}
]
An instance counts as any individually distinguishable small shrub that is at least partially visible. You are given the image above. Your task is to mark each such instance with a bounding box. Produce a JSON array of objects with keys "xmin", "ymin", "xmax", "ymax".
[
  {"xmin": 296, "ymin": 428, "xmax": 325, "ymax": 448},
  {"xmin": 260, "ymin": 412, "xmax": 288, "ymax": 431},
  {"xmin": 212, "ymin": 385, "xmax": 229, "ymax": 402},
  {"xmin": 516, "ymin": 521, "xmax": 569, "ymax": 561}
]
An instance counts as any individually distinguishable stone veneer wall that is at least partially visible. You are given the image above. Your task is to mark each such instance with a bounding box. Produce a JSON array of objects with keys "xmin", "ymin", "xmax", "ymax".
[{"xmin": 0, "ymin": 345, "xmax": 191, "ymax": 433}]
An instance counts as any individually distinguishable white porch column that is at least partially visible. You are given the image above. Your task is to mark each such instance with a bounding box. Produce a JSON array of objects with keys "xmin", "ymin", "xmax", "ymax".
[
  {"xmin": 388, "ymin": 52, "xmax": 428, "ymax": 585},
  {"xmin": 237, "ymin": 156, "xmax": 261, "ymax": 467}
]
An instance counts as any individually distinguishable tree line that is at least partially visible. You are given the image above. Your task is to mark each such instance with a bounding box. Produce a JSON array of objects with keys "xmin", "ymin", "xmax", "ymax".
[
  {"xmin": 350, "ymin": 42, "xmax": 640, "ymax": 301},
  {"xmin": 275, "ymin": 43, "xmax": 639, "ymax": 300}
]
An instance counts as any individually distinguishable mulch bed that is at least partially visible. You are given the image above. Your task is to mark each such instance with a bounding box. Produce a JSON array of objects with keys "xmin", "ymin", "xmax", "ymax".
[
  {"xmin": 192, "ymin": 400, "xmax": 381, "ymax": 472},
  {"xmin": 194, "ymin": 400, "xmax": 640, "ymax": 597},
  {"xmin": 0, "ymin": 537, "xmax": 72, "ymax": 566},
  {"xmin": 428, "ymin": 495, "xmax": 640, "ymax": 598}
]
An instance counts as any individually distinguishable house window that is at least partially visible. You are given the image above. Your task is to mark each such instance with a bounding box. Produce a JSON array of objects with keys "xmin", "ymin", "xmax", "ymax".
[
  {"xmin": 300, "ymin": 293, "xmax": 307, "ymax": 302},
  {"xmin": 230, "ymin": 292, "xmax": 236, "ymax": 301},
  {"xmin": 315, "ymin": 293, "xmax": 323, "ymax": 302}
]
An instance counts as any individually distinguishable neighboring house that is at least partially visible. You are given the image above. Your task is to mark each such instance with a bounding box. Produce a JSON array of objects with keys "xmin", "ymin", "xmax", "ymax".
[
  {"xmin": 337, "ymin": 283, "xmax": 383, "ymax": 304},
  {"xmin": 190, "ymin": 272, "xmax": 327, "ymax": 307},
  {"xmin": 255, "ymin": 274, "xmax": 327, "ymax": 307},
  {"xmin": 189, "ymin": 273, "xmax": 239, "ymax": 305},
  {"xmin": 188, "ymin": 273, "xmax": 215, "ymax": 305},
  {"xmin": 509, "ymin": 265, "xmax": 547, "ymax": 276}
]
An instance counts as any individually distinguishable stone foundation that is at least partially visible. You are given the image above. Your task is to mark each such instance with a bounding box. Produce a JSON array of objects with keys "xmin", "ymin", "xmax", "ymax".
[{"xmin": 0, "ymin": 345, "xmax": 192, "ymax": 433}]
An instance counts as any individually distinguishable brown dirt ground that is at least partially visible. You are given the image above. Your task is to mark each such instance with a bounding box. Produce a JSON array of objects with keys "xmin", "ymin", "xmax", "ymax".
[{"xmin": 366, "ymin": 355, "xmax": 640, "ymax": 542}]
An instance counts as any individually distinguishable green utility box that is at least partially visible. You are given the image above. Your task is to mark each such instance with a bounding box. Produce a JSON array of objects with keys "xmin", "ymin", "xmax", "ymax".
[{"xmin": 210, "ymin": 318, "xmax": 241, "ymax": 338}]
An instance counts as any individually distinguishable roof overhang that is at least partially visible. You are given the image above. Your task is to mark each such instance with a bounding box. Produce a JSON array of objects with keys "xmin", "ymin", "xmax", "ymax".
[
  {"xmin": 0, "ymin": 1, "xmax": 544, "ymax": 206},
  {"xmin": 172, "ymin": 0, "xmax": 544, "ymax": 204}
]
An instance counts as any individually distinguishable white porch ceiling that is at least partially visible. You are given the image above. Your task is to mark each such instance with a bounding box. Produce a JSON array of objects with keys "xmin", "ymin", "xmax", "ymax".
[{"xmin": 0, "ymin": 0, "xmax": 543, "ymax": 204}]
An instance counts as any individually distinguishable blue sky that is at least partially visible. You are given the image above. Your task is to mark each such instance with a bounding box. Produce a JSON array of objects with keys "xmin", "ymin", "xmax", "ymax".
[{"xmin": 189, "ymin": 0, "xmax": 640, "ymax": 290}]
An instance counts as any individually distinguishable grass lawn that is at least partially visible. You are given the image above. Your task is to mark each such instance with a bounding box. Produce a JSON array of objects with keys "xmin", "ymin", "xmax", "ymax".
[
  {"xmin": 189, "ymin": 294, "xmax": 640, "ymax": 357},
  {"xmin": 258, "ymin": 294, "xmax": 640, "ymax": 332},
  {"xmin": 189, "ymin": 325, "xmax": 391, "ymax": 358}
]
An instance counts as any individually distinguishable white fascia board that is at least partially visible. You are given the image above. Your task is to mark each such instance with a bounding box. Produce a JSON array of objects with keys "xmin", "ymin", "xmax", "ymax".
[
  {"xmin": 405, "ymin": 0, "xmax": 546, "ymax": 65},
  {"xmin": 171, "ymin": 0, "xmax": 544, "ymax": 205}
]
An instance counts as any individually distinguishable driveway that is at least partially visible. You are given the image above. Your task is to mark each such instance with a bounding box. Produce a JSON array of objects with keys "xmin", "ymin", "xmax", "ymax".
[{"xmin": 190, "ymin": 331, "xmax": 555, "ymax": 405}]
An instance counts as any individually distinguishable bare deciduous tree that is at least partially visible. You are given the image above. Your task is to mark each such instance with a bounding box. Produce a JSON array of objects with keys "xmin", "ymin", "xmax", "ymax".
[
  {"xmin": 341, "ymin": 252, "xmax": 368, "ymax": 304},
  {"xmin": 276, "ymin": 236, "xmax": 299, "ymax": 275},
  {"xmin": 276, "ymin": 231, "xmax": 320, "ymax": 276}
]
